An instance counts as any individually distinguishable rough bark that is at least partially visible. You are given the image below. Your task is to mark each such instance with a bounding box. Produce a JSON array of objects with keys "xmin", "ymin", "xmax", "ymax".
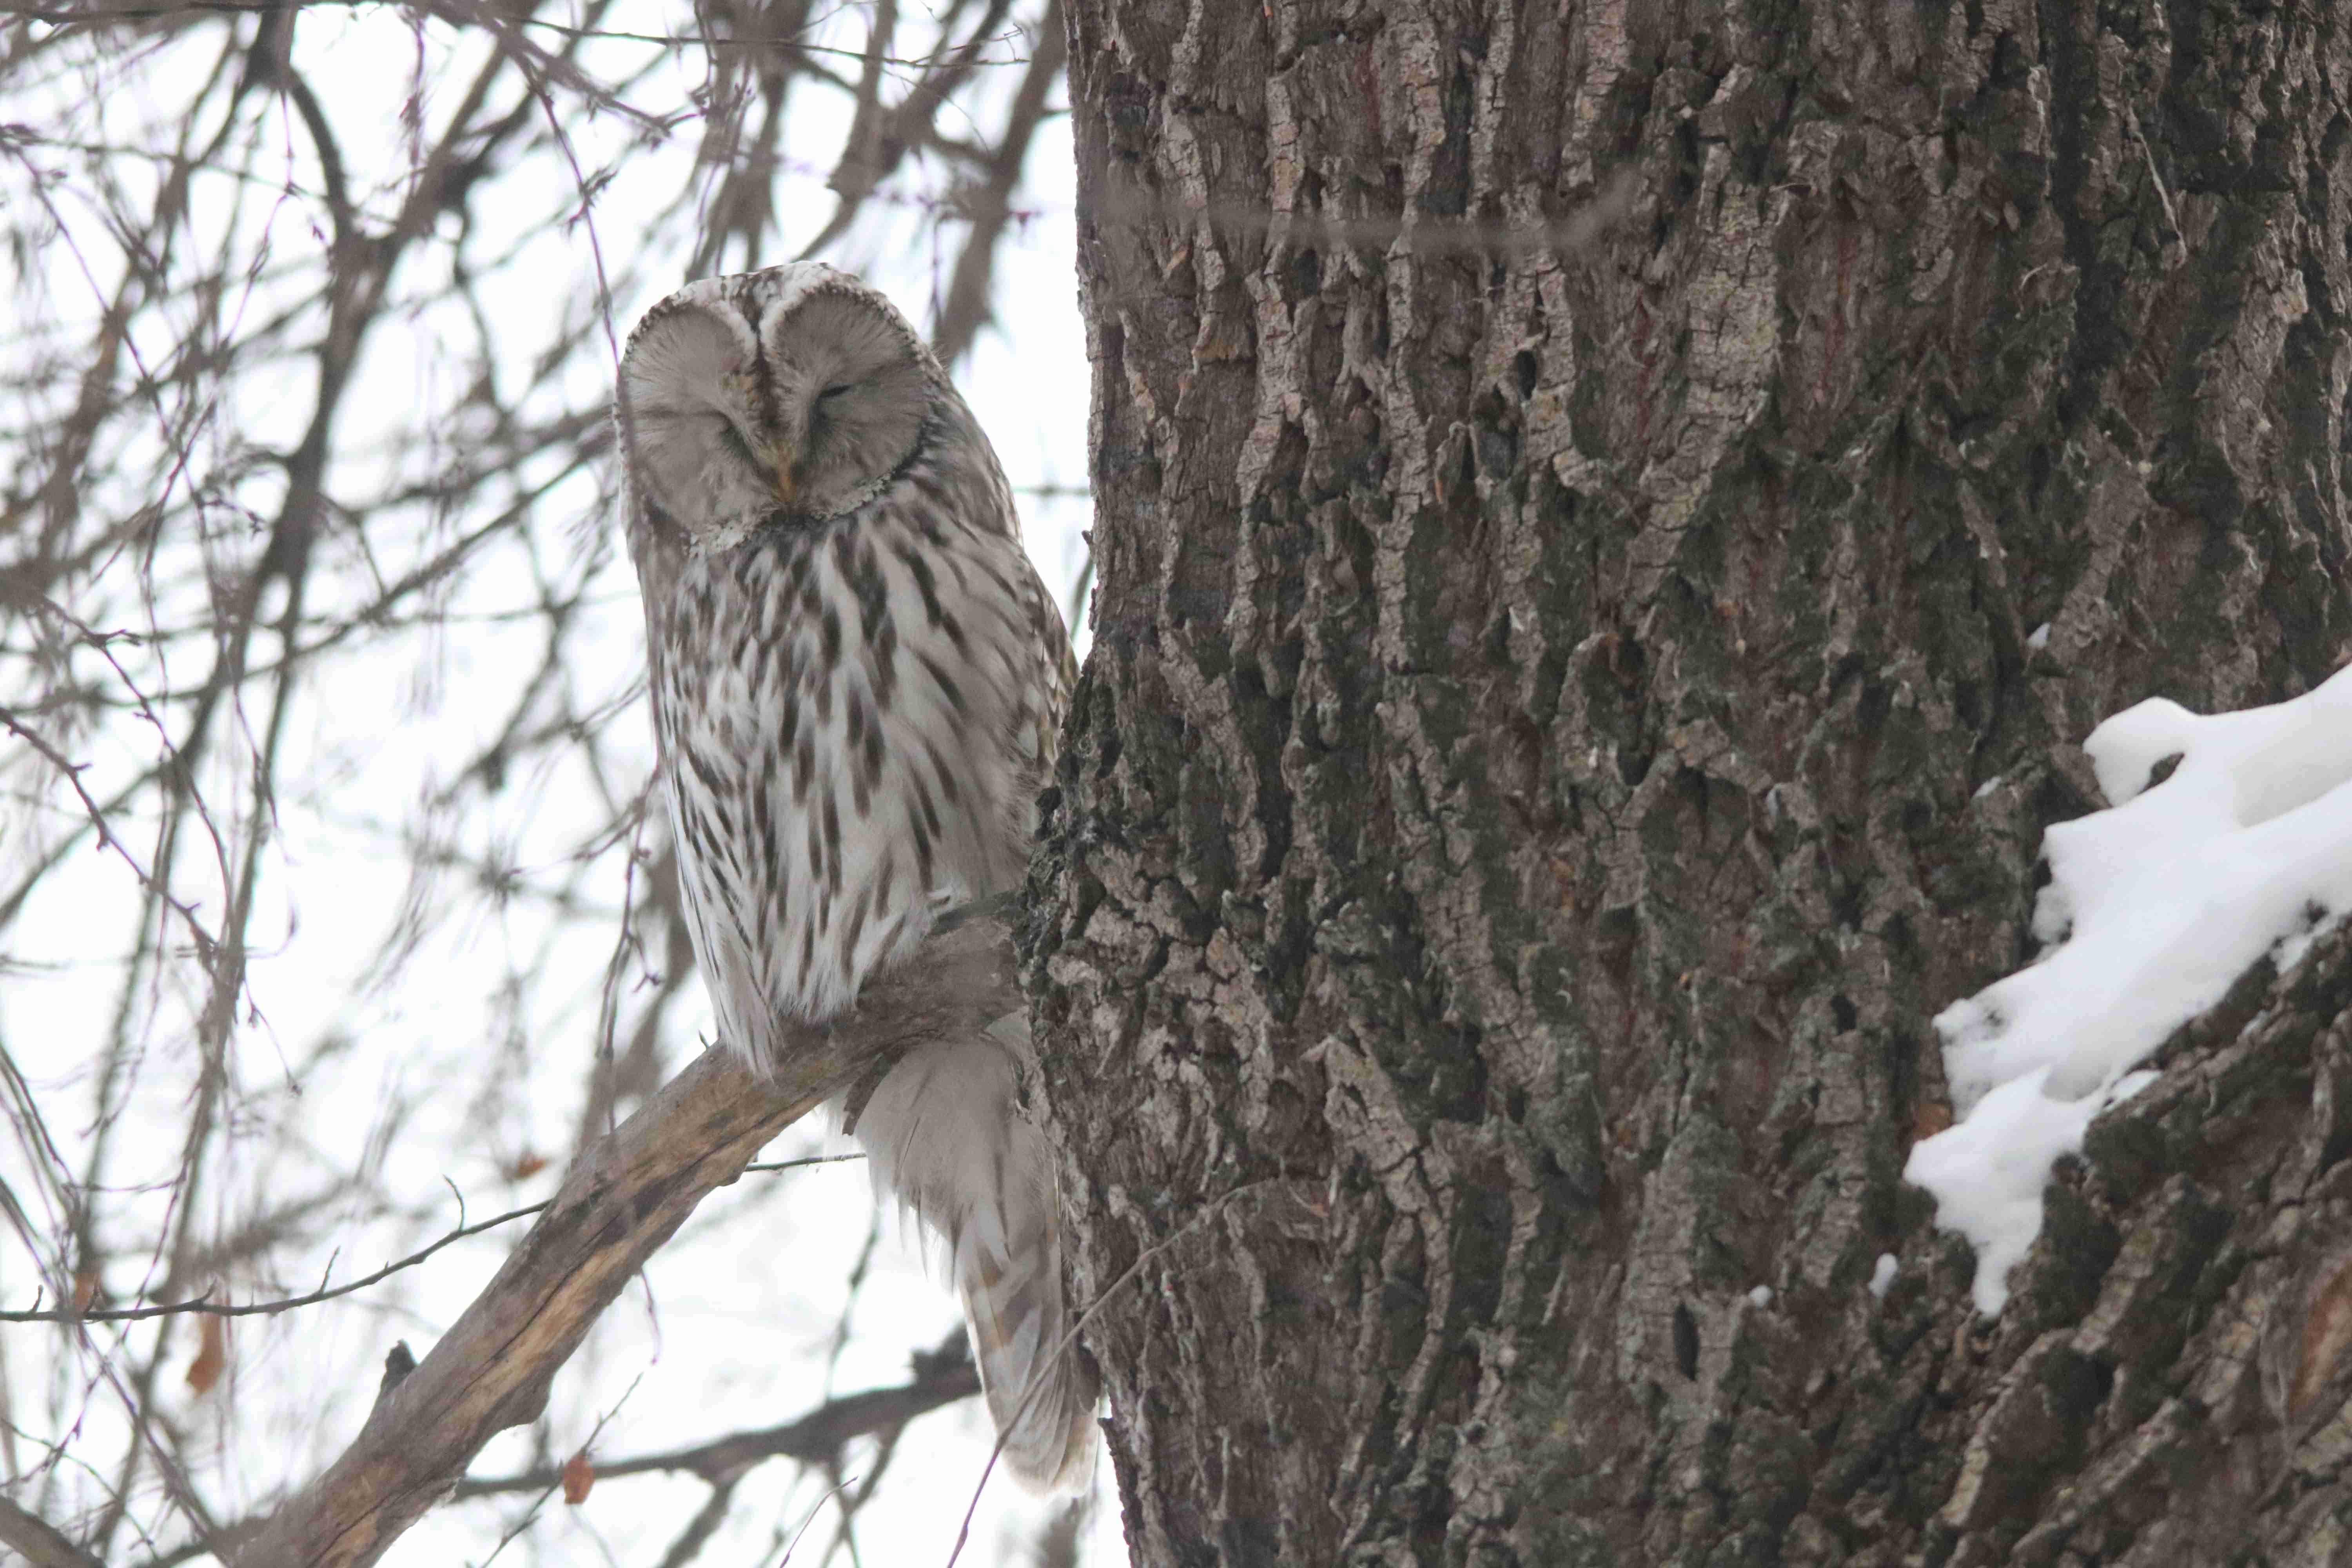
[{"xmin": 1033, "ymin": 0, "xmax": 2352, "ymax": 1562}]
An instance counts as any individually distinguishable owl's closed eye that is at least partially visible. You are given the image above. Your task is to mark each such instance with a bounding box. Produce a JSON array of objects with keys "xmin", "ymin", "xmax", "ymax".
[{"xmin": 616, "ymin": 272, "xmax": 932, "ymax": 552}]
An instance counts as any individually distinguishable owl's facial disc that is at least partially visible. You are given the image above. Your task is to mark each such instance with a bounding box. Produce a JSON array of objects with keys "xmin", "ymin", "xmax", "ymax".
[
  {"xmin": 757, "ymin": 287, "xmax": 932, "ymax": 523},
  {"xmin": 617, "ymin": 303, "xmax": 784, "ymax": 552}
]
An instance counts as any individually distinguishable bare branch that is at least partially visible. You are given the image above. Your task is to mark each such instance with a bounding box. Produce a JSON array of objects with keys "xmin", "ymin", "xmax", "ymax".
[
  {"xmin": 229, "ymin": 908, "xmax": 1023, "ymax": 1568},
  {"xmin": 0, "ymin": 1494, "xmax": 104, "ymax": 1568},
  {"xmin": 650, "ymin": 1477, "xmax": 739, "ymax": 1568},
  {"xmin": 929, "ymin": 0, "xmax": 1064, "ymax": 366},
  {"xmin": 452, "ymin": 1338, "xmax": 980, "ymax": 1498}
]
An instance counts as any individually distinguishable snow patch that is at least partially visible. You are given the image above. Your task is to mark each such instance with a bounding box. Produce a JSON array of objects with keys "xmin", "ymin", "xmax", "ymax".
[
  {"xmin": 1905, "ymin": 1068, "xmax": 2156, "ymax": 1314},
  {"xmin": 1907, "ymin": 665, "xmax": 2352, "ymax": 1314},
  {"xmin": 1868, "ymin": 1252, "xmax": 1898, "ymax": 1300},
  {"xmin": 1747, "ymin": 1285, "xmax": 1773, "ymax": 1308}
]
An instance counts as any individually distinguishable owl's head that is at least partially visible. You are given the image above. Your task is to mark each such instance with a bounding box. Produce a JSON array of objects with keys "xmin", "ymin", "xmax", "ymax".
[{"xmin": 616, "ymin": 263, "xmax": 937, "ymax": 552}]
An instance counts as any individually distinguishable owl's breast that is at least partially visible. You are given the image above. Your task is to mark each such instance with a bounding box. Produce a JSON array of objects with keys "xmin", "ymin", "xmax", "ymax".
[{"xmin": 648, "ymin": 495, "xmax": 1057, "ymax": 1068}]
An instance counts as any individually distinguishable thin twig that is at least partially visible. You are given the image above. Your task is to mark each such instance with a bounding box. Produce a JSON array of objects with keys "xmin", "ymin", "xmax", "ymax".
[
  {"xmin": 0, "ymin": 1156, "xmax": 855, "ymax": 1323},
  {"xmin": 943, "ymin": 1178, "xmax": 1278, "ymax": 1566},
  {"xmin": 2122, "ymin": 102, "xmax": 2183, "ymax": 245},
  {"xmin": 0, "ymin": 705, "xmax": 223, "ymax": 957}
]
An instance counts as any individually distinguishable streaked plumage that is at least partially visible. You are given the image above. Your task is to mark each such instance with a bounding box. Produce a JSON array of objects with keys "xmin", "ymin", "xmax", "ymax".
[{"xmin": 617, "ymin": 262, "xmax": 1093, "ymax": 1493}]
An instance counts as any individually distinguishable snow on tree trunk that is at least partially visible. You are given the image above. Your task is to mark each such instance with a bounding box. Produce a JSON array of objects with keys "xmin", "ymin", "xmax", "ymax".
[{"xmin": 1029, "ymin": 0, "xmax": 2352, "ymax": 1560}]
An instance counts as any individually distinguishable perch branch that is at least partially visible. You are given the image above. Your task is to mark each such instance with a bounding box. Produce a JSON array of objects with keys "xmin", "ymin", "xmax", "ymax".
[{"xmin": 229, "ymin": 908, "xmax": 1022, "ymax": 1568}]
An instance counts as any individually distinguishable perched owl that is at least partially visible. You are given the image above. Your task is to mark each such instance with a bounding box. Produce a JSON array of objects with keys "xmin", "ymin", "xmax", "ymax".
[{"xmin": 615, "ymin": 263, "xmax": 1094, "ymax": 1493}]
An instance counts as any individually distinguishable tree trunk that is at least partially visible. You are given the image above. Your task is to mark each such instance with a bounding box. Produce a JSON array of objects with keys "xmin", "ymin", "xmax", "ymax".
[{"xmin": 1031, "ymin": 0, "xmax": 2352, "ymax": 1561}]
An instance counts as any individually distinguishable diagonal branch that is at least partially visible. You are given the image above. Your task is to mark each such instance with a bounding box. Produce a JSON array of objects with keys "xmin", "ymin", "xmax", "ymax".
[
  {"xmin": 227, "ymin": 907, "xmax": 1023, "ymax": 1568},
  {"xmin": 0, "ymin": 1495, "xmax": 105, "ymax": 1568}
]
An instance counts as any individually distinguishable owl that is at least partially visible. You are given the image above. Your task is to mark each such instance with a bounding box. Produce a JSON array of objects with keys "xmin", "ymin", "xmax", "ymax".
[{"xmin": 615, "ymin": 263, "xmax": 1094, "ymax": 1494}]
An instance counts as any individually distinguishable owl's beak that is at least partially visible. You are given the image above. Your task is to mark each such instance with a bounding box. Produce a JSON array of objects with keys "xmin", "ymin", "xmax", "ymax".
[{"xmin": 771, "ymin": 460, "xmax": 796, "ymax": 513}]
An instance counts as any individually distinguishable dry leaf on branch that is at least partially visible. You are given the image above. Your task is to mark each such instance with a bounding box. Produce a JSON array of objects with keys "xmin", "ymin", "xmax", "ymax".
[
  {"xmin": 187, "ymin": 1316, "xmax": 227, "ymax": 1396},
  {"xmin": 560, "ymin": 1452, "xmax": 594, "ymax": 1505}
]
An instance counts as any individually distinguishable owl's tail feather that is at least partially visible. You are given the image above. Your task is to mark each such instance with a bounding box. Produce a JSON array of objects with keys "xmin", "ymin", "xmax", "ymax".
[{"xmin": 851, "ymin": 1031, "xmax": 1100, "ymax": 1495}]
